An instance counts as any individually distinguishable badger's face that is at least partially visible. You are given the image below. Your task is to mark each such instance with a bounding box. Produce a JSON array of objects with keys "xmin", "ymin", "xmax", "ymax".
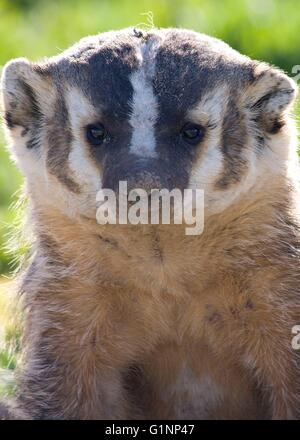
[{"xmin": 1, "ymin": 28, "xmax": 297, "ymax": 224}]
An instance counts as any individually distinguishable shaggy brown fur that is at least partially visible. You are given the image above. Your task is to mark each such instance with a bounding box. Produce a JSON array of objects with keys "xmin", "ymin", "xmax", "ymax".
[{"xmin": 1, "ymin": 179, "xmax": 300, "ymax": 419}]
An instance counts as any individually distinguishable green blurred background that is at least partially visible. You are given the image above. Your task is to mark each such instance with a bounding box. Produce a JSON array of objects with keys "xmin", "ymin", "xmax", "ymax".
[{"xmin": 0, "ymin": 0, "xmax": 299, "ymax": 395}]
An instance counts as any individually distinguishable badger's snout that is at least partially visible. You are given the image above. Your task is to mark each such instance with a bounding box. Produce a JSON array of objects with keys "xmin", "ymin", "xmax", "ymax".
[{"xmin": 102, "ymin": 155, "xmax": 184, "ymax": 195}]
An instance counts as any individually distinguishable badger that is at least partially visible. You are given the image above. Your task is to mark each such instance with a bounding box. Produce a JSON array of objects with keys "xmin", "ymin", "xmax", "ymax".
[{"xmin": 0, "ymin": 28, "xmax": 300, "ymax": 420}]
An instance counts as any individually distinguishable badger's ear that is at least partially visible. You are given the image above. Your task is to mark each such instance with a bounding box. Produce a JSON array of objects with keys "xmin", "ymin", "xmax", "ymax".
[
  {"xmin": 244, "ymin": 63, "xmax": 297, "ymax": 134},
  {"xmin": 1, "ymin": 58, "xmax": 52, "ymax": 131}
]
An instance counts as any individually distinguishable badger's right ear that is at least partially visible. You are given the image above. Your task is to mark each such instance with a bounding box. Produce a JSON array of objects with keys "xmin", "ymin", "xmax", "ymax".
[{"xmin": 1, "ymin": 58, "xmax": 52, "ymax": 132}]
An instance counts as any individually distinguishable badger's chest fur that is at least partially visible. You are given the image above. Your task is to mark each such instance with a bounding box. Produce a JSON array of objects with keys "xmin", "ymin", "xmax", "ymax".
[{"xmin": 1, "ymin": 28, "xmax": 300, "ymax": 419}]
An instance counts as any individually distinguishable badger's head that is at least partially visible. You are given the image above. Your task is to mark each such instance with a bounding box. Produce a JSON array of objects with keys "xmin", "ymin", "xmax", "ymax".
[{"xmin": 1, "ymin": 28, "xmax": 297, "ymax": 229}]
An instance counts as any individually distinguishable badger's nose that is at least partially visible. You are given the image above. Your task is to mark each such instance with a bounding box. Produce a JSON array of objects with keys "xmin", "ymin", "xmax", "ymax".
[
  {"xmin": 102, "ymin": 156, "xmax": 174, "ymax": 195},
  {"xmin": 126, "ymin": 170, "xmax": 166, "ymax": 195}
]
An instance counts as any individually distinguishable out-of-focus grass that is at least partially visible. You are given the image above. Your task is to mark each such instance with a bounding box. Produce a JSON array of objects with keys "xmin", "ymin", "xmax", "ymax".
[
  {"xmin": 0, "ymin": 279, "xmax": 20, "ymax": 396},
  {"xmin": 0, "ymin": 134, "xmax": 22, "ymax": 275},
  {"xmin": 0, "ymin": 0, "xmax": 299, "ymax": 71}
]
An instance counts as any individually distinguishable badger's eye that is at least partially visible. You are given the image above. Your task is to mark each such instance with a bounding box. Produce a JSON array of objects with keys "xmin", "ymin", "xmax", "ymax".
[
  {"xmin": 86, "ymin": 123, "xmax": 107, "ymax": 146},
  {"xmin": 181, "ymin": 123, "xmax": 205, "ymax": 145}
]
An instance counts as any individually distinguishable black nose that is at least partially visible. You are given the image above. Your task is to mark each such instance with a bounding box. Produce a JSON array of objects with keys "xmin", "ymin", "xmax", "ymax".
[
  {"xmin": 102, "ymin": 156, "xmax": 175, "ymax": 194},
  {"xmin": 126, "ymin": 169, "xmax": 167, "ymax": 195}
]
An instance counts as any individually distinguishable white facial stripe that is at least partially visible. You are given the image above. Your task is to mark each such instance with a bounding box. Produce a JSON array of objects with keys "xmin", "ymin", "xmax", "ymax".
[
  {"xmin": 129, "ymin": 42, "xmax": 158, "ymax": 158},
  {"xmin": 65, "ymin": 87, "xmax": 98, "ymax": 131},
  {"xmin": 188, "ymin": 85, "xmax": 261, "ymax": 216},
  {"xmin": 188, "ymin": 86, "xmax": 229, "ymax": 126},
  {"xmin": 68, "ymin": 139, "xmax": 102, "ymax": 191},
  {"xmin": 188, "ymin": 88, "xmax": 228, "ymax": 192},
  {"xmin": 65, "ymin": 87, "xmax": 102, "ymax": 191},
  {"xmin": 189, "ymin": 146, "xmax": 224, "ymax": 190}
]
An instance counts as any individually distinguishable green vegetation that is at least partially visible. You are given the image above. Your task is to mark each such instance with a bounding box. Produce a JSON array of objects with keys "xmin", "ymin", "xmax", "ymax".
[{"xmin": 0, "ymin": 0, "xmax": 299, "ymax": 394}]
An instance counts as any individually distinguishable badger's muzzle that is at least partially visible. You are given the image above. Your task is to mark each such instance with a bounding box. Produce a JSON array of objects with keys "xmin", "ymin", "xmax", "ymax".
[{"xmin": 102, "ymin": 155, "xmax": 187, "ymax": 195}]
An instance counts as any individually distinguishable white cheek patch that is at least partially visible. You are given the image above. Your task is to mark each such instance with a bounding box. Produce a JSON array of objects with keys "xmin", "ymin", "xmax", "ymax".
[
  {"xmin": 66, "ymin": 87, "xmax": 102, "ymax": 192},
  {"xmin": 7, "ymin": 127, "xmax": 80, "ymax": 217},
  {"xmin": 68, "ymin": 139, "xmax": 102, "ymax": 192},
  {"xmin": 189, "ymin": 147, "xmax": 224, "ymax": 191},
  {"xmin": 189, "ymin": 133, "xmax": 259, "ymax": 216},
  {"xmin": 208, "ymin": 162, "xmax": 258, "ymax": 216},
  {"xmin": 188, "ymin": 133, "xmax": 258, "ymax": 216},
  {"xmin": 44, "ymin": 175, "xmax": 98, "ymax": 220},
  {"xmin": 8, "ymin": 126, "xmax": 45, "ymax": 182},
  {"xmin": 188, "ymin": 89, "xmax": 228, "ymax": 194},
  {"xmin": 187, "ymin": 87, "xmax": 259, "ymax": 215},
  {"xmin": 129, "ymin": 42, "xmax": 158, "ymax": 158}
]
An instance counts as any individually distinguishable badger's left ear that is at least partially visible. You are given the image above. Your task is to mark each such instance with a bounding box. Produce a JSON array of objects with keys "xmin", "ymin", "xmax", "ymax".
[
  {"xmin": 1, "ymin": 58, "xmax": 52, "ymax": 131},
  {"xmin": 244, "ymin": 62, "xmax": 297, "ymax": 134}
]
